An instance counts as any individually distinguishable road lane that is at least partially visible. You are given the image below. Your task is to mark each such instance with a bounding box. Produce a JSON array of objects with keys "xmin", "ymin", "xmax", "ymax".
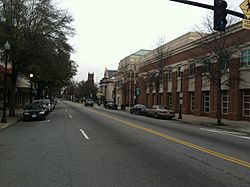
[
  {"xmin": 89, "ymin": 104, "xmax": 250, "ymax": 163},
  {"xmin": 65, "ymin": 101, "xmax": 250, "ymax": 186},
  {"xmin": 0, "ymin": 101, "xmax": 249, "ymax": 187},
  {"xmin": 83, "ymin": 105, "xmax": 250, "ymax": 167}
]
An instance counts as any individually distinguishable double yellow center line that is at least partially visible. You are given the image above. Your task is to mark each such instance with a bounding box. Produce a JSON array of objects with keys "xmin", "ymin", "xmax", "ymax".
[{"xmin": 86, "ymin": 108, "xmax": 250, "ymax": 169}]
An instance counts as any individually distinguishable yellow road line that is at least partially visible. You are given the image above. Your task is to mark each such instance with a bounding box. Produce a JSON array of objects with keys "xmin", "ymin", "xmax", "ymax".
[{"xmin": 85, "ymin": 108, "xmax": 250, "ymax": 169}]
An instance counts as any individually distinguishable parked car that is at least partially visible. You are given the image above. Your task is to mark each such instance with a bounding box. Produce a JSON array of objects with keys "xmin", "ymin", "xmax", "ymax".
[
  {"xmin": 130, "ymin": 104, "xmax": 147, "ymax": 115},
  {"xmin": 32, "ymin": 99, "xmax": 53, "ymax": 115},
  {"xmin": 105, "ymin": 101, "xmax": 118, "ymax": 110},
  {"xmin": 23, "ymin": 103, "xmax": 47, "ymax": 121},
  {"xmin": 85, "ymin": 99, "xmax": 94, "ymax": 107},
  {"xmin": 146, "ymin": 105, "xmax": 175, "ymax": 119}
]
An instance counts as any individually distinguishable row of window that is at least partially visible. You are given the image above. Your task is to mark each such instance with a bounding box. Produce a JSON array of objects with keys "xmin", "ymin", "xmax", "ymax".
[
  {"xmin": 201, "ymin": 90, "xmax": 250, "ymax": 117},
  {"xmin": 166, "ymin": 48, "xmax": 250, "ymax": 81},
  {"xmin": 145, "ymin": 89, "xmax": 250, "ymax": 117}
]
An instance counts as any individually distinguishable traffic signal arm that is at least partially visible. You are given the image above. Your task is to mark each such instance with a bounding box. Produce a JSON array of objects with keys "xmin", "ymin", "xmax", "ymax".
[{"xmin": 169, "ymin": 0, "xmax": 244, "ymax": 18}]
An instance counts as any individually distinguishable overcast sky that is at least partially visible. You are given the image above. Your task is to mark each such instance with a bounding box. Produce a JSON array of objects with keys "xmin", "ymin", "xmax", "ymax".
[{"xmin": 58, "ymin": 0, "xmax": 243, "ymax": 82}]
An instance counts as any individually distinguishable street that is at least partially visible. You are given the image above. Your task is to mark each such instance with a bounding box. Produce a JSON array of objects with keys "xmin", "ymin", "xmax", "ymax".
[{"xmin": 0, "ymin": 101, "xmax": 250, "ymax": 187}]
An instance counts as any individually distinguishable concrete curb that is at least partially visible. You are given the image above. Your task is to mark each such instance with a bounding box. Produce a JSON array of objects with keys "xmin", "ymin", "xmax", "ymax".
[{"xmin": 0, "ymin": 117, "xmax": 23, "ymax": 130}]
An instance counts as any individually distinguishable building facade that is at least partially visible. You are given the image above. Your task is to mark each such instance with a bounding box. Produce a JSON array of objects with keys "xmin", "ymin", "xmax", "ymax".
[
  {"xmin": 99, "ymin": 68, "xmax": 117, "ymax": 102},
  {"xmin": 1, "ymin": 64, "xmax": 31, "ymax": 109},
  {"xmin": 138, "ymin": 23, "xmax": 250, "ymax": 121},
  {"xmin": 113, "ymin": 49, "xmax": 151, "ymax": 108}
]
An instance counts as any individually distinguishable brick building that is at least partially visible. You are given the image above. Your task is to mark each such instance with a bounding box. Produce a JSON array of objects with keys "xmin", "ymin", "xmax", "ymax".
[
  {"xmin": 138, "ymin": 23, "xmax": 250, "ymax": 121},
  {"xmin": 1, "ymin": 64, "xmax": 31, "ymax": 109}
]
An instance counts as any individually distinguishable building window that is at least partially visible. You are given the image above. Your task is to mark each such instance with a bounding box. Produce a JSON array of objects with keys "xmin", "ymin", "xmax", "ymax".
[
  {"xmin": 221, "ymin": 90, "xmax": 228, "ymax": 115},
  {"xmin": 190, "ymin": 92, "xmax": 195, "ymax": 112},
  {"xmin": 168, "ymin": 93, "xmax": 173, "ymax": 110},
  {"xmin": 152, "ymin": 93, "xmax": 156, "ymax": 105},
  {"xmin": 167, "ymin": 67, "xmax": 172, "ymax": 81},
  {"xmin": 204, "ymin": 91, "xmax": 210, "ymax": 113},
  {"xmin": 203, "ymin": 59, "xmax": 211, "ymax": 73},
  {"xmin": 159, "ymin": 93, "xmax": 163, "ymax": 105},
  {"xmin": 189, "ymin": 63, "xmax": 195, "ymax": 76},
  {"xmin": 177, "ymin": 66, "xmax": 182, "ymax": 77},
  {"xmin": 243, "ymin": 89, "xmax": 250, "ymax": 117},
  {"xmin": 241, "ymin": 49, "xmax": 250, "ymax": 66},
  {"xmin": 146, "ymin": 94, "xmax": 149, "ymax": 106}
]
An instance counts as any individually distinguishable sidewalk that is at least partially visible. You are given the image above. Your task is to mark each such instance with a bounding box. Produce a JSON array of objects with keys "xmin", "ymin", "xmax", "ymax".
[
  {"xmin": 123, "ymin": 106, "xmax": 250, "ymax": 134},
  {"xmin": 0, "ymin": 108, "xmax": 23, "ymax": 130},
  {"xmin": 177, "ymin": 114, "xmax": 250, "ymax": 134}
]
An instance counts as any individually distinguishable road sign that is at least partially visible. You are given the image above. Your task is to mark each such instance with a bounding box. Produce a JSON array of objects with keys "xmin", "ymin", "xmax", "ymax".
[
  {"xmin": 135, "ymin": 87, "xmax": 140, "ymax": 97},
  {"xmin": 240, "ymin": 0, "xmax": 250, "ymax": 29}
]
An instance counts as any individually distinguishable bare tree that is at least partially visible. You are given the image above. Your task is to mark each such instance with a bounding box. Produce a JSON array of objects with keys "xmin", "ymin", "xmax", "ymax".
[
  {"xmin": 145, "ymin": 36, "xmax": 171, "ymax": 105},
  {"xmin": 193, "ymin": 15, "xmax": 247, "ymax": 125},
  {"xmin": 118, "ymin": 57, "xmax": 130, "ymax": 107}
]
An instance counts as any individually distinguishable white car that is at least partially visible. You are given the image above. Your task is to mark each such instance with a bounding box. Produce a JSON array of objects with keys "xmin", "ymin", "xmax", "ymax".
[{"xmin": 146, "ymin": 105, "xmax": 175, "ymax": 119}]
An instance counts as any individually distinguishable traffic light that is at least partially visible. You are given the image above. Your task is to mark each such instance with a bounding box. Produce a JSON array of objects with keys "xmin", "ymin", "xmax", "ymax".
[{"xmin": 214, "ymin": 0, "xmax": 228, "ymax": 32}]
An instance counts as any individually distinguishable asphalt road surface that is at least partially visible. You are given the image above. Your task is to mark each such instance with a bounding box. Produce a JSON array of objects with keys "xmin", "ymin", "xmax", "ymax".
[{"xmin": 0, "ymin": 101, "xmax": 250, "ymax": 187}]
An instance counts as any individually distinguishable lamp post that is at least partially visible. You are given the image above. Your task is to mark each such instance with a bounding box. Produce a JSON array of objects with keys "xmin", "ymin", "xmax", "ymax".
[
  {"xmin": 29, "ymin": 73, "xmax": 33, "ymax": 103},
  {"xmin": 1, "ymin": 41, "xmax": 10, "ymax": 123},
  {"xmin": 178, "ymin": 66, "xmax": 184, "ymax": 119}
]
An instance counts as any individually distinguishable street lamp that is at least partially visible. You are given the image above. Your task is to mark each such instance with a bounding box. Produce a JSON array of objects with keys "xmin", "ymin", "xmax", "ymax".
[
  {"xmin": 29, "ymin": 73, "xmax": 33, "ymax": 103},
  {"xmin": 178, "ymin": 66, "xmax": 184, "ymax": 119},
  {"xmin": 1, "ymin": 41, "xmax": 10, "ymax": 123}
]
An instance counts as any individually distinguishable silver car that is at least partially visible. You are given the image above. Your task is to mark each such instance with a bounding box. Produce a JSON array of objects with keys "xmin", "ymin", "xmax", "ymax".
[{"xmin": 146, "ymin": 105, "xmax": 175, "ymax": 119}]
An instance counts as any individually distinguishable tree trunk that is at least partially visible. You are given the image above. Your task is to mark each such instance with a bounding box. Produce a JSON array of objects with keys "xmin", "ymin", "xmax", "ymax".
[
  {"xmin": 216, "ymin": 81, "xmax": 222, "ymax": 126},
  {"xmin": 156, "ymin": 85, "xmax": 159, "ymax": 105},
  {"xmin": 8, "ymin": 67, "xmax": 18, "ymax": 117}
]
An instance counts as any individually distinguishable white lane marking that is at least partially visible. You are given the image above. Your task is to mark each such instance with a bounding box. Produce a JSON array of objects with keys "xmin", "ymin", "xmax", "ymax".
[
  {"xmin": 200, "ymin": 128, "xmax": 250, "ymax": 140},
  {"xmin": 80, "ymin": 129, "xmax": 90, "ymax": 140},
  {"xmin": 65, "ymin": 109, "xmax": 68, "ymax": 112},
  {"xmin": 69, "ymin": 114, "xmax": 72, "ymax": 119}
]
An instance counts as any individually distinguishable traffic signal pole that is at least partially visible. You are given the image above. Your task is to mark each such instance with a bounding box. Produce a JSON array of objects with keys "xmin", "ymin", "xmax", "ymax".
[{"xmin": 169, "ymin": 0, "xmax": 244, "ymax": 18}]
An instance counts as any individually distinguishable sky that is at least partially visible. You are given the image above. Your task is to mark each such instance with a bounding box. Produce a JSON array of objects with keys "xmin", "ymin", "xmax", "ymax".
[{"xmin": 58, "ymin": 0, "xmax": 243, "ymax": 83}]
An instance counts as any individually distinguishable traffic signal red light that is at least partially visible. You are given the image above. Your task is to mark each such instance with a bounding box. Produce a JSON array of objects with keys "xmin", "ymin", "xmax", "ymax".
[{"xmin": 214, "ymin": 0, "xmax": 228, "ymax": 32}]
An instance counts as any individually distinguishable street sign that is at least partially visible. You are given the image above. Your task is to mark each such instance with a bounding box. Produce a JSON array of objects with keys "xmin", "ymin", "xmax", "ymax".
[
  {"xmin": 240, "ymin": 0, "xmax": 250, "ymax": 29},
  {"xmin": 135, "ymin": 87, "xmax": 140, "ymax": 97}
]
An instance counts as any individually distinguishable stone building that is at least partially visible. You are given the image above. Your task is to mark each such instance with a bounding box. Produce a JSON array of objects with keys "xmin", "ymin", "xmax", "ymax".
[
  {"xmin": 113, "ymin": 49, "xmax": 151, "ymax": 108},
  {"xmin": 99, "ymin": 68, "xmax": 117, "ymax": 102}
]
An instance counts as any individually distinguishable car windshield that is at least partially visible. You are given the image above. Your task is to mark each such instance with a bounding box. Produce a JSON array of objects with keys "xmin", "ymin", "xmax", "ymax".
[{"xmin": 25, "ymin": 103, "xmax": 43, "ymax": 110}]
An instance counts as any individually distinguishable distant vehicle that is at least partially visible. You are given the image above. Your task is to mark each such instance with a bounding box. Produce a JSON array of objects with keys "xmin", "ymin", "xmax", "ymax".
[
  {"xmin": 23, "ymin": 103, "xmax": 47, "ymax": 121},
  {"xmin": 130, "ymin": 104, "xmax": 147, "ymax": 115},
  {"xmin": 105, "ymin": 101, "xmax": 117, "ymax": 110},
  {"xmin": 85, "ymin": 99, "xmax": 94, "ymax": 107},
  {"xmin": 146, "ymin": 105, "xmax": 175, "ymax": 119}
]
